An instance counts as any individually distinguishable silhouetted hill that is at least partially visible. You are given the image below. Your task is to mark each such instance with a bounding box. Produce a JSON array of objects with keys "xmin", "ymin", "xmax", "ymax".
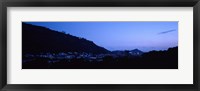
[
  {"xmin": 130, "ymin": 49, "xmax": 144, "ymax": 55},
  {"xmin": 142, "ymin": 46, "xmax": 178, "ymax": 62},
  {"xmin": 22, "ymin": 23, "xmax": 110, "ymax": 54},
  {"xmin": 112, "ymin": 49, "xmax": 143, "ymax": 56}
]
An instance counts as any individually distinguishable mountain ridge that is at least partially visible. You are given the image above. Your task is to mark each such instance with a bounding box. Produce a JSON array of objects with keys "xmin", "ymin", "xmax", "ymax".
[{"xmin": 22, "ymin": 23, "xmax": 110, "ymax": 54}]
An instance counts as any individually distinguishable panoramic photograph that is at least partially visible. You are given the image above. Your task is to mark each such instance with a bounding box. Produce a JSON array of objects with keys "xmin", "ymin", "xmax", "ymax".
[{"xmin": 22, "ymin": 22, "xmax": 178, "ymax": 69}]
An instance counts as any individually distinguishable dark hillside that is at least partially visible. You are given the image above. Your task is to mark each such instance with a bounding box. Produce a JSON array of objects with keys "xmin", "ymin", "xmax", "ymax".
[{"xmin": 22, "ymin": 23, "xmax": 110, "ymax": 54}]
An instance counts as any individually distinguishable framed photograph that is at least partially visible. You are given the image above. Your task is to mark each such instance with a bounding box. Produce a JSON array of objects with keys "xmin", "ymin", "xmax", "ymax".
[{"xmin": 0, "ymin": 0, "xmax": 199, "ymax": 90}]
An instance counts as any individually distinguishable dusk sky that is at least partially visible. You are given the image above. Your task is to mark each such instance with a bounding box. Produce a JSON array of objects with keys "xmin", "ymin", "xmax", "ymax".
[{"xmin": 25, "ymin": 22, "xmax": 178, "ymax": 52}]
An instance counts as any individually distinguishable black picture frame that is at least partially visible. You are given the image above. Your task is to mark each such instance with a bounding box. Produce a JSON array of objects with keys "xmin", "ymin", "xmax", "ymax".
[{"xmin": 0, "ymin": 0, "xmax": 199, "ymax": 91}]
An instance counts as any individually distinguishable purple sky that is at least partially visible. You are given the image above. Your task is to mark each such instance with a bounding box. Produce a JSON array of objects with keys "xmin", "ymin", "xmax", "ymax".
[{"xmin": 25, "ymin": 22, "xmax": 178, "ymax": 52}]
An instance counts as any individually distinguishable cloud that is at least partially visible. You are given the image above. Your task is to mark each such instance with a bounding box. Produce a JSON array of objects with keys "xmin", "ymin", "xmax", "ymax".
[{"xmin": 158, "ymin": 29, "xmax": 176, "ymax": 35}]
